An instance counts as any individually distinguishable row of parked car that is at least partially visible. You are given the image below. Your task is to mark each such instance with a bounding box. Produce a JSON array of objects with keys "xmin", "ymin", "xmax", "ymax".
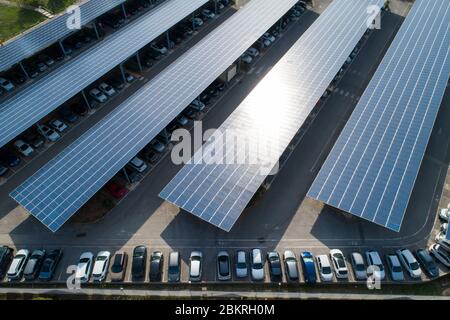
[{"xmin": 1, "ymin": 243, "xmax": 445, "ymax": 284}]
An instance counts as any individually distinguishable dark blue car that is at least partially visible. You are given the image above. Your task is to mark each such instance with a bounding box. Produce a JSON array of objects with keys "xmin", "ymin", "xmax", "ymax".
[
  {"xmin": 1, "ymin": 151, "xmax": 20, "ymax": 167},
  {"xmin": 301, "ymin": 252, "xmax": 317, "ymax": 284}
]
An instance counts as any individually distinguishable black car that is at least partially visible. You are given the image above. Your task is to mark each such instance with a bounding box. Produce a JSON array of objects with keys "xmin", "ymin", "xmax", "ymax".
[
  {"xmin": 71, "ymin": 103, "xmax": 89, "ymax": 116},
  {"xmin": 132, "ymin": 246, "xmax": 147, "ymax": 279},
  {"xmin": 0, "ymin": 150, "xmax": 20, "ymax": 167},
  {"xmin": 23, "ymin": 249, "xmax": 46, "ymax": 280},
  {"xmin": 183, "ymin": 107, "xmax": 198, "ymax": 120},
  {"xmin": 199, "ymin": 91, "xmax": 211, "ymax": 105},
  {"xmin": 64, "ymin": 35, "xmax": 83, "ymax": 50},
  {"xmin": 416, "ymin": 249, "xmax": 439, "ymax": 278},
  {"xmin": 8, "ymin": 72, "xmax": 26, "ymax": 85},
  {"xmin": 168, "ymin": 252, "xmax": 181, "ymax": 282},
  {"xmin": 0, "ymin": 246, "xmax": 13, "ymax": 278},
  {"xmin": 109, "ymin": 77, "xmax": 125, "ymax": 90},
  {"xmin": 149, "ymin": 251, "xmax": 164, "ymax": 282},
  {"xmin": 60, "ymin": 106, "xmax": 79, "ymax": 123},
  {"xmin": 212, "ymin": 79, "xmax": 226, "ymax": 92},
  {"xmin": 38, "ymin": 249, "xmax": 63, "ymax": 281},
  {"xmin": 141, "ymin": 148, "xmax": 160, "ymax": 165},
  {"xmin": 267, "ymin": 251, "xmax": 282, "ymax": 281},
  {"xmin": 22, "ymin": 131, "xmax": 45, "ymax": 149}
]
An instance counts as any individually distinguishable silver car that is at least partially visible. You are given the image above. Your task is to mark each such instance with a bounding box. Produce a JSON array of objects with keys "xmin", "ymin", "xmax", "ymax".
[
  {"xmin": 386, "ymin": 254, "xmax": 404, "ymax": 281},
  {"xmin": 250, "ymin": 248, "xmax": 265, "ymax": 281},
  {"xmin": 350, "ymin": 252, "xmax": 367, "ymax": 280},
  {"xmin": 189, "ymin": 251, "xmax": 203, "ymax": 282},
  {"xmin": 235, "ymin": 250, "xmax": 248, "ymax": 278}
]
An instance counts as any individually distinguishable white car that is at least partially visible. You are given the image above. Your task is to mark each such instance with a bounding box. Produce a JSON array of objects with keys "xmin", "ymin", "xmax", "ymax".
[
  {"xmin": 441, "ymin": 223, "xmax": 448, "ymax": 233},
  {"xmin": 396, "ymin": 249, "xmax": 422, "ymax": 278},
  {"xmin": 262, "ymin": 32, "xmax": 276, "ymax": 43},
  {"xmin": 127, "ymin": 156, "xmax": 147, "ymax": 173},
  {"xmin": 202, "ymin": 9, "xmax": 215, "ymax": 19},
  {"xmin": 250, "ymin": 248, "xmax": 264, "ymax": 281},
  {"xmin": 329, "ymin": 249, "xmax": 348, "ymax": 279},
  {"xmin": 50, "ymin": 119, "xmax": 68, "ymax": 133},
  {"xmin": 350, "ymin": 252, "xmax": 367, "ymax": 280},
  {"xmin": 245, "ymin": 47, "xmax": 260, "ymax": 58},
  {"xmin": 14, "ymin": 140, "xmax": 34, "ymax": 157},
  {"xmin": 89, "ymin": 88, "xmax": 108, "ymax": 103},
  {"xmin": 76, "ymin": 252, "xmax": 94, "ymax": 283},
  {"xmin": 235, "ymin": 250, "xmax": 248, "ymax": 278},
  {"xmin": 386, "ymin": 254, "xmax": 404, "ymax": 281},
  {"xmin": 37, "ymin": 125, "xmax": 60, "ymax": 142},
  {"xmin": 435, "ymin": 231, "xmax": 448, "ymax": 243},
  {"xmin": 429, "ymin": 244, "xmax": 450, "ymax": 267},
  {"xmin": 7, "ymin": 249, "xmax": 30, "ymax": 280},
  {"xmin": 189, "ymin": 251, "xmax": 203, "ymax": 282},
  {"xmin": 315, "ymin": 254, "xmax": 333, "ymax": 282},
  {"xmin": 190, "ymin": 99, "xmax": 206, "ymax": 111},
  {"xmin": 436, "ymin": 238, "xmax": 450, "ymax": 253},
  {"xmin": 92, "ymin": 251, "xmax": 111, "ymax": 282},
  {"xmin": 98, "ymin": 82, "xmax": 116, "ymax": 97},
  {"xmin": 365, "ymin": 250, "xmax": 386, "ymax": 280},
  {"xmin": 190, "ymin": 17, "xmax": 204, "ymax": 27},
  {"xmin": 240, "ymin": 54, "xmax": 253, "ymax": 64},
  {"xmin": 0, "ymin": 77, "xmax": 15, "ymax": 92},
  {"xmin": 260, "ymin": 38, "xmax": 271, "ymax": 47},
  {"xmin": 150, "ymin": 42, "xmax": 168, "ymax": 55}
]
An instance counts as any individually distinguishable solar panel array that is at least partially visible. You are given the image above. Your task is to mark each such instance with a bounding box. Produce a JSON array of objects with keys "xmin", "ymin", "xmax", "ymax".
[
  {"xmin": 307, "ymin": 0, "xmax": 450, "ymax": 232},
  {"xmin": 0, "ymin": 0, "xmax": 126, "ymax": 72},
  {"xmin": 10, "ymin": 0, "xmax": 300, "ymax": 232},
  {"xmin": 0, "ymin": 0, "xmax": 208, "ymax": 149},
  {"xmin": 160, "ymin": 0, "xmax": 385, "ymax": 232}
]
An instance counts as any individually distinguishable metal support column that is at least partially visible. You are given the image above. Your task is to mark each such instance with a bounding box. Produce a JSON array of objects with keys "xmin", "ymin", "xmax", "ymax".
[
  {"xmin": 58, "ymin": 40, "xmax": 67, "ymax": 56},
  {"xmin": 92, "ymin": 22, "xmax": 100, "ymax": 40},
  {"xmin": 192, "ymin": 12, "xmax": 196, "ymax": 31},
  {"xmin": 119, "ymin": 63, "xmax": 127, "ymax": 83},
  {"xmin": 135, "ymin": 52, "xmax": 143, "ymax": 72},
  {"xmin": 121, "ymin": 3, "xmax": 127, "ymax": 19},
  {"xmin": 166, "ymin": 31, "xmax": 172, "ymax": 49},
  {"xmin": 122, "ymin": 168, "xmax": 132, "ymax": 183},
  {"xmin": 19, "ymin": 62, "xmax": 30, "ymax": 79},
  {"xmin": 81, "ymin": 90, "xmax": 92, "ymax": 111}
]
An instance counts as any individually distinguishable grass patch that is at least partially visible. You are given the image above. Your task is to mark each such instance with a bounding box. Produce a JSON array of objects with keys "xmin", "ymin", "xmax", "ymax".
[
  {"xmin": 0, "ymin": 4, "xmax": 46, "ymax": 42},
  {"xmin": 10, "ymin": 0, "xmax": 78, "ymax": 13}
]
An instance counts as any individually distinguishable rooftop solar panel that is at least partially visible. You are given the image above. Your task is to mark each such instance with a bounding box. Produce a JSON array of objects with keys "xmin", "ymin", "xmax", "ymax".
[
  {"xmin": 159, "ymin": 0, "xmax": 385, "ymax": 231},
  {"xmin": 307, "ymin": 0, "xmax": 450, "ymax": 232},
  {"xmin": 0, "ymin": 0, "xmax": 208, "ymax": 149},
  {"xmin": 10, "ymin": 0, "xmax": 300, "ymax": 232},
  {"xmin": 0, "ymin": 0, "xmax": 126, "ymax": 72}
]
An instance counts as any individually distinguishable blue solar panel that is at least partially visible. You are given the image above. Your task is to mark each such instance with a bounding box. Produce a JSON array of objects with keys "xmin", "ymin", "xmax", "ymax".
[
  {"xmin": 10, "ymin": 0, "xmax": 300, "ymax": 232},
  {"xmin": 0, "ymin": 0, "xmax": 208, "ymax": 149},
  {"xmin": 160, "ymin": 0, "xmax": 384, "ymax": 232},
  {"xmin": 307, "ymin": 0, "xmax": 450, "ymax": 232},
  {"xmin": 0, "ymin": 0, "xmax": 126, "ymax": 72}
]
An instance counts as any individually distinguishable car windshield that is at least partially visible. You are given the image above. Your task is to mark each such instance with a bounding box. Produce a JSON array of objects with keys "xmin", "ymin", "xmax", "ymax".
[
  {"xmin": 392, "ymin": 265, "xmax": 402, "ymax": 273},
  {"xmin": 237, "ymin": 262, "xmax": 246, "ymax": 269},
  {"xmin": 322, "ymin": 266, "xmax": 332, "ymax": 274},
  {"xmin": 41, "ymin": 261, "xmax": 51, "ymax": 272},
  {"xmin": 80, "ymin": 258, "xmax": 90, "ymax": 263},
  {"xmin": 96, "ymin": 256, "xmax": 107, "ymax": 261},
  {"xmin": 336, "ymin": 257, "xmax": 345, "ymax": 268},
  {"xmin": 410, "ymin": 262, "xmax": 420, "ymax": 270},
  {"xmin": 20, "ymin": 145, "xmax": 28, "ymax": 151},
  {"xmin": 355, "ymin": 263, "xmax": 365, "ymax": 271},
  {"xmin": 169, "ymin": 266, "xmax": 178, "ymax": 274}
]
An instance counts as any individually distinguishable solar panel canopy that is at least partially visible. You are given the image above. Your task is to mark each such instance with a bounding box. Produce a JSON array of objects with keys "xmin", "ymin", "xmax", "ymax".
[
  {"xmin": 307, "ymin": 0, "xmax": 450, "ymax": 232},
  {"xmin": 160, "ymin": 0, "xmax": 384, "ymax": 232},
  {"xmin": 10, "ymin": 0, "xmax": 300, "ymax": 232},
  {"xmin": 0, "ymin": 0, "xmax": 125, "ymax": 72},
  {"xmin": 0, "ymin": 0, "xmax": 208, "ymax": 149}
]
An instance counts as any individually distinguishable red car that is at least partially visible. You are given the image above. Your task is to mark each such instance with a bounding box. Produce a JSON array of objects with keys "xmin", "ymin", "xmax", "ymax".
[{"xmin": 106, "ymin": 182, "xmax": 127, "ymax": 199}]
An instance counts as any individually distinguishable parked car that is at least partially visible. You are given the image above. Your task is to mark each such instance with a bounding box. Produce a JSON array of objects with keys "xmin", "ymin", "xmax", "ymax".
[
  {"xmin": 190, "ymin": 99, "xmax": 206, "ymax": 111},
  {"xmin": 14, "ymin": 140, "xmax": 34, "ymax": 157},
  {"xmin": 396, "ymin": 248, "xmax": 422, "ymax": 279},
  {"xmin": 350, "ymin": 252, "xmax": 367, "ymax": 280},
  {"xmin": 168, "ymin": 251, "xmax": 181, "ymax": 282},
  {"xmin": 300, "ymin": 252, "xmax": 316, "ymax": 284},
  {"xmin": 240, "ymin": 53, "xmax": 253, "ymax": 64},
  {"xmin": 132, "ymin": 246, "xmax": 147, "ymax": 279},
  {"xmin": 250, "ymin": 248, "xmax": 265, "ymax": 281},
  {"xmin": 235, "ymin": 250, "xmax": 248, "ymax": 278},
  {"xmin": 439, "ymin": 208, "xmax": 449, "ymax": 222},
  {"xmin": 92, "ymin": 251, "xmax": 110, "ymax": 282},
  {"xmin": 190, "ymin": 17, "xmax": 204, "ymax": 28},
  {"xmin": 189, "ymin": 251, "xmax": 203, "ymax": 282},
  {"xmin": 60, "ymin": 107, "xmax": 79, "ymax": 123},
  {"xmin": 246, "ymin": 47, "xmax": 260, "ymax": 58},
  {"xmin": 8, "ymin": 72, "xmax": 26, "ymax": 85},
  {"xmin": 217, "ymin": 251, "xmax": 231, "ymax": 281},
  {"xmin": 267, "ymin": 251, "xmax": 282, "ymax": 281},
  {"xmin": 0, "ymin": 164, "xmax": 7, "ymax": 176},
  {"xmin": 365, "ymin": 250, "xmax": 385, "ymax": 280},
  {"xmin": 212, "ymin": 79, "xmax": 226, "ymax": 92},
  {"xmin": 89, "ymin": 88, "xmax": 108, "ymax": 103},
  {"xmin": 149, "ymin": 139, "xmax": 166, "ymax": 153},
  {"xmin": 141, "ymin": 148, "xmax": 160, "ymax": 165},
  {"xmin": 0, "ymin": 77, "xmax": 15, "ymax": 92},
  {"xmin": 127, "ymin": 156, "xmax": 148, "ymax": 173},
  {"xmin": 37, "ymin": 125, "xmax": 60, "ymax": 142},
  {"xmin": 283, "ymin": 250, "xmax": 299, "ymax": 281},
  {"xmin": 416, "ymin": 249, "xmax": 439, "ymax": 278},
  {"xmin": 110, "ymin": 251, "xmax": 128, "ymax": 282},
  {"xmin": 49, "ymin": 119, "xmax": 68, "ymax": 133},
  {"xmin": 71, "ymin": 103, "xmax": 89, "ymax": 116},
  {"xmin": 7, "ymin": 249, "xmax": 29, "ymax": 281},
  {"xmin": 38, "ymin": 249, "xmax": 62, "ymax": 281},
  {"xmin": 262, "ymin": 32, "xmax": 276, "ymax": 44},
  {"xmin": 98, "ymin": 82, "xmax": 116, "ymax": 97},
  {"xmin": 150, "ymin": 42, "xmax": 168, "ymax": 55},
  {"xmin": 76, "ymin": 252, "xmax": 94, "ymax": 283},
  {"xmin": 0, "ymin": 150, "xmax": 21, "ymax": 167},
  {"xmin": 329, "ymin": 249, "xmax": 348, "ymax": 279},
  {"xmin": 386, "ymin": 254, "xmax": 404, "ymax": 281},
  {"xmin": 201, "ymin": 9, "xmax": 215, "ymax": 19},
  {"xmin": 149, "ymin": 251, "xmax": 164, "ymax": 282},
  {"xmin": 316, "ymin": 254, "xmax": 333, "ymax": 282},
  {"xmin": 125, "ymin": 73, "xmax": 135, "ymax": 83},
  {"xmin": 38, "ymin": 54, "xmax": 55, "ymax": 67},
  {"xmin": 23, "ymin": 249, "xmax": 46, "ymax": 280},
  {"xmin": 0, "ymin": 246, "xmax": 13, "ymax": 279},
  {"xmin": 106, "ymin": 182, "xmax": 127, "ymax": 199},
  {"xmin": 429, "ymin": 244, "xmax": 450, "ymax": 267},
  {"xmin": 23, "ymin": 131, "xmax": 45, "ymax": 149}
]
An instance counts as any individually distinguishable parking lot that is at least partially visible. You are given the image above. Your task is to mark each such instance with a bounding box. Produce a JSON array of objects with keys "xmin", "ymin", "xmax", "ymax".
[{"xmin": 0, "ymin": 0, "xmax": 449, "ymax": 290}]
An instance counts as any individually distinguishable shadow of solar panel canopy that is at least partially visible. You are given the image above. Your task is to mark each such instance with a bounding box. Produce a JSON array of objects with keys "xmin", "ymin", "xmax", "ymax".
[
  {"xmin": 0, "ymin": 0, "xmax": 208, "ymax": 150},
  {"xmin": 307, "ymin": 0, "xmax": 450, "ymax": 232},
  {"xmin": 159, "ymin": 0, "xmax": 384, "ymax": 232},
  {"xmin": 0, "ymin": 0, "xmax": 126, "ymax": 72},
  {"xmin": 10, "ymin": 0, "xmax": 300, "ymax": 232}
]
